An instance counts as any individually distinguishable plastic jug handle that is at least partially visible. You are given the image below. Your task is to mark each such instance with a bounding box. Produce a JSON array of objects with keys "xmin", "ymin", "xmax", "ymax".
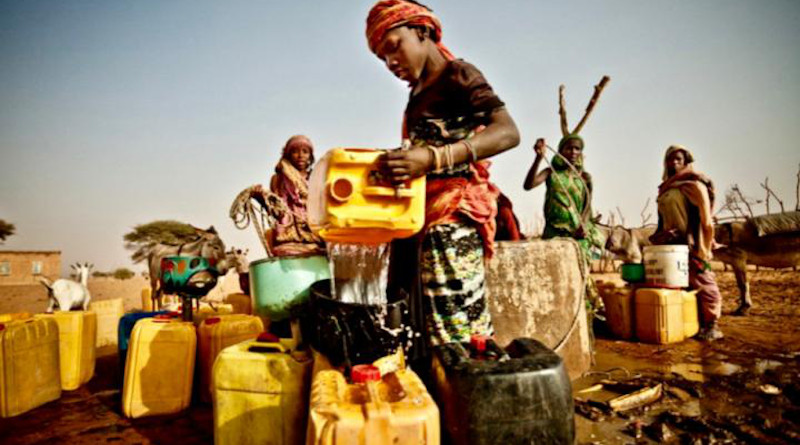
[
  {"xmin": 248, "ymin": 343, "xmax": 287, "ymax": 354},
  {"xmin": 362, "ymin": 185, "xmax": 414, "ymax": 198}
]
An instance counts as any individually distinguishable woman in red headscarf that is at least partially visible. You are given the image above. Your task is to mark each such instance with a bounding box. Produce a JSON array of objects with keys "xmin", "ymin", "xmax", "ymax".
[
  {"xmin": 366, "ymin": 1, "xmax": 520, "ymax": 353},
  {"xmin": 268, "ymin": 135, "xmax": 325, "ymax": 256}
]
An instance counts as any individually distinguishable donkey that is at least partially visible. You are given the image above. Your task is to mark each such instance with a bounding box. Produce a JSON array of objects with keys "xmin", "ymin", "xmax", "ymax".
[
  {"xmin": 602, "ymin": 222, "xmax": 800, "ymax": 315},
  {"xmin": 145, "ymin": 226, "xmax": 230, "ymax": 310}
]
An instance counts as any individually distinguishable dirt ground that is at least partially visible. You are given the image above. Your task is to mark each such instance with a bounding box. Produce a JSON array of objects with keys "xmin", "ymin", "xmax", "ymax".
[{"xmin": 0, "ymin": 269, "xmax": 798, "ymax": 444}]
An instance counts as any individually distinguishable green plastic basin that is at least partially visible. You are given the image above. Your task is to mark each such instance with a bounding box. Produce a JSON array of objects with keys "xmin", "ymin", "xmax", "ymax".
[
  {"xmin": 249, "ymin": 254, "xmax": 330, "ymax": 321},
  {"xmin": 620, "ymin": 263, "xmax": 645, "ymax": 283}
]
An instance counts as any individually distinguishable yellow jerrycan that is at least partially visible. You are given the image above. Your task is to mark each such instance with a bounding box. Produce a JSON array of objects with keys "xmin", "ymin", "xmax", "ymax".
[
  {"xmin": 682, "ymin": 290, "xmax": 700, "ymax": 338},
  {"xmin": 121, "ymin": 315, "xmax": 196, "ymax": 418},
  {"xmin": 0, "ymin": 317, "xmax": 62, "ymax": 417},
  {"xmin": 192, "ymin": 303, "xmax": 234, "ymax": 326},
  {"xmin": 212, "ymin": 333, "xmax": 313, "ymax": 445},
  {"xmin": 224, "ymin": 292, "xmax": 252, "ymax": 315},
  {"xmin": 308, "ymin": 148, "xmax": 426, "ymax": 244},
  {"xmin": 307, "ymin": 364, "xmax": 440, "ymax": 445},
  {"xmin": 0, "ymin": 312, "xmax": 32, "ymax": 322},
  {"xmin": 196, "ymin": 314, "xmax": 264, "ymax": 403},
  {"xmin": 35, "ymin": 311, "xmax": 97, "ymax": 390},
  {"xmin": 90, "ymin": 298, "xmax": 124, "ymax": 348},
  {"xmin": 634, "ymin": 288, "xmax": 685, "ymax": 344}
]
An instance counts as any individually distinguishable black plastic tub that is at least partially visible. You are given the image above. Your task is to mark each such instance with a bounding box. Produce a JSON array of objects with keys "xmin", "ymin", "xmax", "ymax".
[
  {"xmin": 432, "ymin": 338, "xmax": 575, "ymax": 445},
  {"xmin": 304, "ymin": 279, "xmax": 408, "ymax": 369}
]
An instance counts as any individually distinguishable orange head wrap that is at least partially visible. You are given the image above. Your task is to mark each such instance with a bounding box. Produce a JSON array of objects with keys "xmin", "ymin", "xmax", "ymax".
[{"xmin": 366, "ymin": 0, "xmax": 454, "ymax": 61}]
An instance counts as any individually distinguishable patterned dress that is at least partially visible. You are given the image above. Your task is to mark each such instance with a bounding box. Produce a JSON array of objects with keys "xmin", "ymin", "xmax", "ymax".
[
  {"xmin": 392, "ymin": 59, "xmax": 504, "ymax": 347},
  {"xmin": 542, "ymin": 156, "xmax": 604, "ymax": 261},
  {"xmin": 542, "ymin": 155, "xmax": 605, "ymax": 316}
]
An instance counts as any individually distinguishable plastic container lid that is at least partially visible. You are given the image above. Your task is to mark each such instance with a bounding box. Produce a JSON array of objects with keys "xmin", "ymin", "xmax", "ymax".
[
  {"xmin": 0, "ymin": 323, "xmax": 5, "ymax": 331},
  {"xmin": 205, "ymin": 317, "xmax": 221, "ymax": 325},
  {"xmin": 470, "ymin": 334, "xmax": 488, "ymax": 353},
  {"xmin": 351, "ymin": 364, "xmax": 381, "ymax": 383},
  {"xmin": 257, "ymin": 332, "xmax": 280, "ymax": 343}
]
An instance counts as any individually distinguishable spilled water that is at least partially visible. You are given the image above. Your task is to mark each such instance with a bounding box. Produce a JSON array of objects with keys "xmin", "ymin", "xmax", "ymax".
[{"xmin": 327, "ymin": 242, "xmax": 391, "ymax": 305}]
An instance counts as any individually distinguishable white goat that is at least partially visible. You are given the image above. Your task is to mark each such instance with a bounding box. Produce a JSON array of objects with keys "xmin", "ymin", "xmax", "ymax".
[{"xmin": 38, "ymin": 262, "xmax": 92, "ymax": 312}]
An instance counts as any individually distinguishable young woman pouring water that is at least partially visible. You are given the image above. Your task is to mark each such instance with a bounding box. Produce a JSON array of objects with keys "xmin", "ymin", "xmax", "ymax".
[{"xmin": 366, "ymin": 0, "xmax": 519, "ymax": 356}]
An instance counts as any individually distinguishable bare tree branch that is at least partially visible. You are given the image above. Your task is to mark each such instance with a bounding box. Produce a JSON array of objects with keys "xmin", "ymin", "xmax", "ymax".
[
  {"xmin": 640, "ymin": 197, "xmax": 652, "ymax": 226},
  {"xmin": 760, "ymin": 176, "xmax": 785, "ymax": 213},
  {"xmin": 732, "ymin": 185, "xmax": 755, "ymax": 218},
  {"xmin": 796, "ymin": 163, "xmax": 800, "ymax": 211},
  {"xmin": 615, "ymin": 206, "xmax": 626, "ymax": 226}
]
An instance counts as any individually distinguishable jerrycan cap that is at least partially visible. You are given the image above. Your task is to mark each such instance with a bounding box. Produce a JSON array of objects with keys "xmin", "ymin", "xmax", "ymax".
[
  {"xmin": 351, "ymin": 364, "xmax": 381, "ymax": 384},
  {"xmin": 257, "ymin": 332, "xmax": 280, "ymax": 343},
  {"xmin": 0, "ymin": 323, "xmax": 5, "ymax": 331},
  {"xmin": 470, "ymin": 334, "xmax": 489, "ymax": 353},
  {"xmin": 205, "ymin": 317, "xmax": 221, "ymax": 325}
]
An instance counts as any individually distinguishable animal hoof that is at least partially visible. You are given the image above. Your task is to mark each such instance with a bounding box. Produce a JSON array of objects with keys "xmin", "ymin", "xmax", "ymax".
[{"xmin": 733, "ymin": 304, "xmax": 751, "ymax": 316}]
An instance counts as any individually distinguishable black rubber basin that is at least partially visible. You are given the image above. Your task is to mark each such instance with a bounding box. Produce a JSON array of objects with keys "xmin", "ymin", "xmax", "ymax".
[{"xmin": 305, "ymin": 279, "xmax": 408, "ymax": 369}]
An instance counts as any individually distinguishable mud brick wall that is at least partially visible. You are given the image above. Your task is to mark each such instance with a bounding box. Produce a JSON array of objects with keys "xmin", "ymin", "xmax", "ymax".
[
  {"xmin": 0, "ymin": 251, "xmax": 61, "ymax": 285},
  {"xmin": 486, "ymin": 238, "xmax": 592, "ymax": 380}
]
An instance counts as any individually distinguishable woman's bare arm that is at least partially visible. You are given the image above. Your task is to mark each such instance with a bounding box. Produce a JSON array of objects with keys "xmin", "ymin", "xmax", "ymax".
[
  {"xmin": 523, "ymin": 138, "xmax": 551, "ymax": 190},
  {"xmin": 381, "ymin": 107, "xmax": 520, "ymax": 182}
]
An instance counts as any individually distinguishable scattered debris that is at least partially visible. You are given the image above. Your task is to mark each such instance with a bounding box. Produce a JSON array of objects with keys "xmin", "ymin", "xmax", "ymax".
[
  {"xmin": 624, "ymin": 419, "xmax": 643, "ymax": 439},
  {"xmin": 607, "ymin": 384, "xmax": 662, "ymax": 411},
  {"xmin": 645, "ymin": 420, "xmax": 675, "ymax": 442},
  {"xmin": 760, "ymin": 384, "xmax": 781, "ymax": 395}
]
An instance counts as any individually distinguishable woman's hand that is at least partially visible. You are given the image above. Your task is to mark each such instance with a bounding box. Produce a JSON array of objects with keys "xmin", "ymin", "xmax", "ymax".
[
  {"xmin": 533, "ymin": 138, "xmax": 546, "ymax": 159},
  {"xmin": 379, "ymin": 147, "xmax": 432, "ymax": 184}
]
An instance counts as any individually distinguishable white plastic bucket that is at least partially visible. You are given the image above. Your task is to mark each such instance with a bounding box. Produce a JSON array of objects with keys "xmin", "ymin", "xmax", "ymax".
[{"xmin": 643, "ymin": 245, "xmax": 689, "ymax": 288}]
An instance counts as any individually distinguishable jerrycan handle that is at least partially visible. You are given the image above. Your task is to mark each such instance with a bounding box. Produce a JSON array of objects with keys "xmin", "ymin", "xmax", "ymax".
[{"xmin": 248, "ymin": 332, "xmax": 287, "ymax": 354}]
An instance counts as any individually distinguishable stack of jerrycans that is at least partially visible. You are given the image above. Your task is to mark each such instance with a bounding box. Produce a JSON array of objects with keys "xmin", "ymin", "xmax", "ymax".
[
  {"xmin": 212, "ymin": 333, "xmax": 313, "ymax": 445},
  {"xmin": 196, "ymin": 314, "xmax": 264, "ymax": 403},
  {"xmin": 307, "ymin": 358, "xmax": 440, "ymax": 445},
  {"xmin": 122, "ymin": 314, "xmax": 196, "ymax": 418},
  {"xmin": 35, "ymin": 311, "xmax": 97, "ymax": 390},
  {"xmin": 635, "ymin": 288, "xmax": 700, "ymax": 344},
  {"xmin": 432, "ymin": 336, "xmax": 574, "ymax": 445},
  {"xmin": 0, "ymin": 317, "xmax": 61, "ymax": 417},
  {"xmin": 89, "ymin": 298, "xmax": 124, "ymax": 348},
  {"xmin": 117, "ymin": 310, "xmax": 168, "ymax": 375}
]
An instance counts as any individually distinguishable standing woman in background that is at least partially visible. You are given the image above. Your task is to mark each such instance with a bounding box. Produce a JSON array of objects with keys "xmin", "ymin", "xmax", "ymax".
[{"xmin": 650, "ymin": 145, "xmax": 723, "ymax": 341}]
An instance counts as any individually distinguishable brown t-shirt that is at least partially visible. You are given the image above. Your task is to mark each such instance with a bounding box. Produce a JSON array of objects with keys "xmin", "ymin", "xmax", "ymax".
[{"xmin": 404, "ymin": 59, "xmax": 505, "ymax": 150}]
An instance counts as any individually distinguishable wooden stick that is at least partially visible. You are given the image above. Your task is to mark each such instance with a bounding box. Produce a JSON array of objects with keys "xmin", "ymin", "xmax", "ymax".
[
  {"xmin": 558, "ymin": 85, "xmax": 569, "ymax": 137},
  {"xmin": 572, "ymin": 76, "xmax": 611, "ymax": 134},
  {"xmin": 607, "ymin": 384, "xmax": 662, "ymax": 411}
]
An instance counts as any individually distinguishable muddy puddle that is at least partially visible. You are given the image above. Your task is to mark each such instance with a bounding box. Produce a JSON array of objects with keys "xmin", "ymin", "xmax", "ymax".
[{"xmin": 574, "ymin": 346, "xmax": 800, "ymax": 444}]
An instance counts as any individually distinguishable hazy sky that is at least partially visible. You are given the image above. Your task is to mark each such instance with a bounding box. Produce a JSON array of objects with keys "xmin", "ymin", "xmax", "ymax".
[{"xmin": 1, "ymin": 1, "xmax": 798, "ymax": 275}]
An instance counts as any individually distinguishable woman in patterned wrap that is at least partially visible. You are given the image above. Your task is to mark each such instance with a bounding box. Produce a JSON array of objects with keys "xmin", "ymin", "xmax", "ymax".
[
  {"xmin": 366, "ymin": 0, "xmax": 520, "ymax": 357},
  {"xmin": 268, "ymin": 134, "xmax": 325, "ymax": 257},
  {"xmin": 524, "ymin": 134, "xmax": 605, "ymax": 329}
]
